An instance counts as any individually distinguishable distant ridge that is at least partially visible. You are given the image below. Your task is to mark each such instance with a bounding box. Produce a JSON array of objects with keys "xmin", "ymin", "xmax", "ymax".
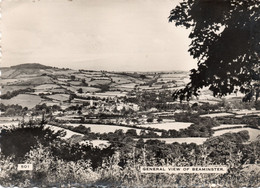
[{"xmin": 10, "ymin": 63, "xmax": 52, "ymax": 69}]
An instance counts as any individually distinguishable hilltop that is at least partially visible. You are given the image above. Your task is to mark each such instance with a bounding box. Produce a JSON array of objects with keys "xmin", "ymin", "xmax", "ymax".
[{"xmin": 10, "ymin": 63, "xmax": 53, "ymax": 69}]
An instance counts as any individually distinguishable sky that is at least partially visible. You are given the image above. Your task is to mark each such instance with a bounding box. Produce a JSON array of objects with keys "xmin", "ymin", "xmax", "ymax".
[{"xmin": 1, "ymin": 0, "xmax": 197, "ymax": 71}]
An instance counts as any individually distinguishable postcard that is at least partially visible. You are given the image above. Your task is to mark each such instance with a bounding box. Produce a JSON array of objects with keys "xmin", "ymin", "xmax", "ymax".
[{"xmin": 0, "ymin": 0, "xmax": 259, "ymax": 187}]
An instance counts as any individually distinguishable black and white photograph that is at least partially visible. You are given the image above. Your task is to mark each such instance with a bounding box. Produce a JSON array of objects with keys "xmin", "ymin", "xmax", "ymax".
[{"xmin": 0, "ymin": 0, "xmax": 259, "ymax": 187}]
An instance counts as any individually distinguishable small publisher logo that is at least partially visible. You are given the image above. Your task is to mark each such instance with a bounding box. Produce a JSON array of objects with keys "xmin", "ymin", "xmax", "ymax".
[{"xmin": 17, "ymin": 164, "xmax": 33, "ymax": 171}]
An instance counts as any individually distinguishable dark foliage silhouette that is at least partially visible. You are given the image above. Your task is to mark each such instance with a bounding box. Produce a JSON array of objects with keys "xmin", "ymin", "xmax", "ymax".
[{"xmin": 169, "ymin": 0, "xmax": 260, "ymax": 101}]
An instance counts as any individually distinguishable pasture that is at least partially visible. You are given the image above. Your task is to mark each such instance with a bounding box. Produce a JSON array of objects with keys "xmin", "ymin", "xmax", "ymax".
[
  {"xmin": 67, "ymin": 86, "xmax": 100, "ymax": 93},
  {"xmin": 0, "ymin": 94, "xmax": 42, "ymax": 109},
  {"xmin": 66, "ymin": 123, "xmax": 162, "ymax": 136},
  {"xmin": 213, "ymin": 128, "xmax": 260, "ymax": 141},
  {"xmin": 46, "ymin": 125, "xmax": 84, "ymax": 139},
  {"xmin": 137, "ymin": 122, "xmax": 192, "ymax": 131},
  {"xmin": 200, "ymin": 112, "xmax": 234, "ymax": 118},
  {"xmin": 47, "ymin": 94, "xmax": 70, "ymax": 102},
  {"xmin": 34, "ymin": 84, "xmax": 60, "ymax": 90},
  {"xmin": 212, "ymin": 124, "xmax": 246, "ymax": 130}
]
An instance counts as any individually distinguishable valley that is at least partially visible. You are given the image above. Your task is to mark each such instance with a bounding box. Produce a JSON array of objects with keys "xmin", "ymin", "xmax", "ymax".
[{"xmin": 0, "ymin": 63, "xmax": 259, "ymax": 147}]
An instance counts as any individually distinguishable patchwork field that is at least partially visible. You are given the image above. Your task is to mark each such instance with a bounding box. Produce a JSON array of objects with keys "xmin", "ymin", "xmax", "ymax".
[
  {"xmin": 1, "ymin": 85, "xmax": 32, "ymax": 94},
  {"xmin": 0, "ymin": 79, "xmax": 20, "ymax": 86},
  {"xmin": 34, "ymin": 84, "xmax": 60, "ymax": 90},
  {"xmin": 200, "ymin": 112, "xmax": 234, "ymax": 118},
  {"xmin": 66, "ymin": 86, "xmax": 100, "ymax": 93},
  {"xmin": 137, "ymin": 122, "xmax": 192, "ymax": 131},
  {"xmin": 14, "ymin": 76, "xmax": 53, "ymax": 86},
  {"xmin": 89, "ymin": 79, "xmax": 111, "ymax": 86},
  {"xmin": 47, "ymin": 94, "xmax": 70, "ymax": 102},
  {"xmin": 66, "ymin": 123, "xmax": 162, "ymax": 136},
  {"xmin": 1, "ymin": 94, "xmax": 42, "ymax": 109},
  {"xmin": 213, "ymin": 128, "xmax": 260, "ymax": 141},
  {"xmin": 212, "ymin": 124, "xmax": 246, "ymax": 130},
  {"xmin": 46, "ymin": 125, "xmax": 84, "ymax": 139}
]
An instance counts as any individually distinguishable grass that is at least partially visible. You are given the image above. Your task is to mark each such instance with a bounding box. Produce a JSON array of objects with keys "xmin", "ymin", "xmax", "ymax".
[
  {"xmin": 66, "ymin": 123, "xmax": 161, "ymax": 135},
  {"xmin": 89, "ymin": 79, "xmax": 111, "ymax": 86},
  {"xmin": 212, "ymin": 124, "xmax": 246, "ymax": 130},
  {"xmin": 15, "ymin": 76, "xmax": 53, "ymax": 86},
  {"xmin": 137, "ymin": 122, "xmax": 192, "ymax": 131},
  {"xmin": 0, "ymin": 94, "xmax": 42, "ymax": 109},
  {"xmin": 68, "ymin": 86, "xmax": 100, "ymax": 93},
  {"xmin": 34, "ymin": 84, "xmax": 59, "ymax": 90},
  {"xmin": 213, "ymin": 128, "xmax": 260, "ymax": 141},
  {"xmin": 200, "ymin": 112, "xmax": 234, "ymax": 118},
  {"xmin": 1, "ymin": 86, "xmax": 31, "ymax": 94},
  {"xmin": 47, "ymin": 94, "xmax": 70, "ymax": 102},
  {"xmin": 94, "ymin": 91, "xmax": 127, "ymax": 97},
  {"xmin": 110, "ymin": 76, "xmax": 132, "ymax": 84},
  {"xmin": 114, "ymin": 83, "xmax": 137, "ymax": 89},
  {"xmin": 0, "ymin": 79, "xmax": 20, "ymax": 85},
  {"xmin": 45, "ymin": 124, "xmax": 84, "ymax": 139}
]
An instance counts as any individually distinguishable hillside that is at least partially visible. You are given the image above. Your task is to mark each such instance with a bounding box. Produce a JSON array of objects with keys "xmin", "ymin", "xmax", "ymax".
[
  {"xmin": 1, "ymin": 63, "xmax": 246, "ymax": 107},
  {"xmin": 10, "ymin": 63, "xmax": 53, "ymax": 69},
  {"xmin": 0, "ymin": 63, "xmax": 259, "ymax": 168}
]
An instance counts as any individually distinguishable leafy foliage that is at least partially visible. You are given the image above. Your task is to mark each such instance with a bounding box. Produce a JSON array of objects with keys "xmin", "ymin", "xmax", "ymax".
[
  {"xmin": 0, "ymin": 124, "xmax": 259, "ymax": 187},
  {"xmin": 0, "ymin": 125, "xmax": 64, "ymax": 161},
  {"xmin": 169, "ymin": 0, "xmax": 260, "ymax": 100}
]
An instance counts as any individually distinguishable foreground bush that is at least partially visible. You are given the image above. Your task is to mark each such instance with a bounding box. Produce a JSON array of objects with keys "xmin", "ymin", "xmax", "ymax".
[
  {"xmin": 0, "ymin": 124, "xmax": 259, "ymax": 187},
  {"xmin": 0, "ymin": 144, "xmax": 100, "ymax": 187}
]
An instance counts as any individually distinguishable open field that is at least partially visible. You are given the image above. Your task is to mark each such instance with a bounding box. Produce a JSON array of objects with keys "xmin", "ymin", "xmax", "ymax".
[
  {"xmin": 85, "ymin": 91, "xmax": 127, "ymax": 98},
  {"xmin": 1, "ymin": 94, "xmax": 42, "ymax": 109},
  {"xmin": 232, "ymin": 110, "xmax": 260, "ymax": 115},
  {"xmin": 213, "ymin": 128, "xmax": 260, "ymax": 141},
  {"xmin": 0, "ymin": 121, "xmax": 20, "ymax": 128},
  {"xmin": 1, "ymin": 85, "xmax": 32, "ymax": 94},
  {"xmin": 200, "ymin": 112, "xmax": 234, "ymax": 118},
  {"xmin": 67, "ymin": 86, "xmax": 100, "ymax": 93},
  {"xmin": 46, "ymin": 124, "xmax": 84, "ymax": 139},
  {"xmin": 47, "ymin": 94, "xmax": 70, "ymax": 102},
  {"xmin": 110, "ymin": 76, "xmax": 132, "ymax": 84},
  {"xmin": 34, "ymin": 84, "xmax": 60, "ymax": 90},
  {"xmin": 113, "ymin": 83, "xmax": 137, "ymax": 89},
  {"xmin": 66, "ymin": 123, "xmax": 162, "ymax": 136},
  {"xmin": 0, "ymin": 79, "xmax": 20, "ymax": 86},
  {"xmin": 13, "ymin": 76, "xmax": 53, "ymax": 86},
  {"xmin": 212, "ymin": 124, "xmax": 246, "ymax": 130},
  {"xmin": 137, "ymin": 122, "xmax": 192, "ymax": 131},
  {"xmin": 89, "ymin": 79, "xmax": 111, "ymax": 86}
]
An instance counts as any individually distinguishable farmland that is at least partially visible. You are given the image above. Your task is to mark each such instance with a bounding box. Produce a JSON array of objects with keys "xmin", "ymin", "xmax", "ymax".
[
  {"xmin": 1, "ymin": 94, "xmax": 42, "ymax": 109},
  {"xmin": 0, "ymin": 63, "xmax": 259, "ymax": 144},
  {"xmin": 0, "ymin": 63, "xmax": 259, "ymax": 187},
  {"xmin": 65, "ymin": 123, "xmax": 162, "ymax": 136},
  {"xmin": 137, "ymin": 122, "xmax": 192, "ymax": 131},
  {"xmin": 213, "ymin": 128, "xmax": 260, "ymax": 141}
]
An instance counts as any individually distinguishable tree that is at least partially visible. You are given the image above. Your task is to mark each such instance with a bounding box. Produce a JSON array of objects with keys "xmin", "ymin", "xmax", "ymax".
[
  {"xmin": 78, "ymin": 88, "xmax": 83, "ymax": 93},
  {"xmin": 157, "ymin": 118, "xmax": 163, "ymax": 123},
  {"xmin": 147, "ymin": 117, "xmax": 154, "ymax": 123},
  {"xmin": 169, "ymin": 0, "xmax": 260, "ymax": 101},
  {"xmin": 81, "ymin": 78, "xmax": 88, "ymax": 86},
  {"xmin": 0, "ymin": 125, "xmax": 64, "ymax": 161},
  {"xmin": 70, "ymin": 75, "xmax": 76, "ymax": 80}
]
